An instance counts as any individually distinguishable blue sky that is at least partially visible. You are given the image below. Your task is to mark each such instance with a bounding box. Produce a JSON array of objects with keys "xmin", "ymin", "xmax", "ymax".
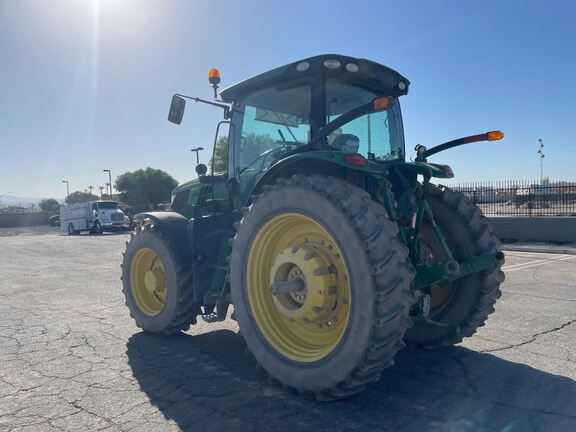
[{"xmin": 1, "ymin": 0, "xmax": 575, "ymax": 199}]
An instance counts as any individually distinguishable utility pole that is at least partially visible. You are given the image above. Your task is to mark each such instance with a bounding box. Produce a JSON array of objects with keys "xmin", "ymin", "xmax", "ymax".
[
  {"xmin": 190, "ymin": 147, "xmax": 204, "ymax": 164},
  {"xmin": 62, "ymin": 181, "xmax": 70, "ymax": 201},
  {"xmin": 102, "ymin": 169, "xmax": 112, "ymax": 198},
  {"xmin": 537, "ymin": 139, "xmax": 545, "ymax": 184}
]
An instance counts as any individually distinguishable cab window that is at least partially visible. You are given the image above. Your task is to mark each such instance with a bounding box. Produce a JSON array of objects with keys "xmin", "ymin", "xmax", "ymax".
[{"xmin": 326, "ymin": 80, "xmax": 404, "ymax": 161}]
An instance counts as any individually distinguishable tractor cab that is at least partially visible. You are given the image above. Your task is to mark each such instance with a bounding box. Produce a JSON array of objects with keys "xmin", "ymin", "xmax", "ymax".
[{"xmin": 169, "ymin": 54, "xmax": 411, "ymax": 206}]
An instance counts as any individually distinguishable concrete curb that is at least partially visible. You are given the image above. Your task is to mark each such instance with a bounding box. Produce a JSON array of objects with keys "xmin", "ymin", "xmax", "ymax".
[
  {"xmin": 489, "ymin": 217, "xmax": 576, "ymax": 243},
  {"xmin": 501, "ymin": 244, "xmax": 576, "ymax": 255}
]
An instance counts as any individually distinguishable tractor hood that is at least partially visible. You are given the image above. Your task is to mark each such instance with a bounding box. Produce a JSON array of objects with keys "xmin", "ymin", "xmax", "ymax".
[{"xmin": 220, "ymin": 54, "xmax": 410, "ymax": 103}]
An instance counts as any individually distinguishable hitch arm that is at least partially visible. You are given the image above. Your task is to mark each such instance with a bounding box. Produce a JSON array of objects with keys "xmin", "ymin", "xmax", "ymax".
[{"xmin": 413, "ymin": 251, "xmax": 505, "ymax": 291}]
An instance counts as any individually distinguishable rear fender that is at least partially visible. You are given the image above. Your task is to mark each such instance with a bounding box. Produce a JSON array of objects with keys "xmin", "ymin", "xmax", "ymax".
[
  {"xmin": 133, "ymin": 212, "xmax": 193, "ymax": 263},
  {"xmin": 187, "ymin": 214, "xmax": 235, "ymax": 304}
]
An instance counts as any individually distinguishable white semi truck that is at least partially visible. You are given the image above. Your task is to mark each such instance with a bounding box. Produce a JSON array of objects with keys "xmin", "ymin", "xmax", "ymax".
[{"xmin": 60, "ymin": 201, "xmax": 131, "ymax": 235}]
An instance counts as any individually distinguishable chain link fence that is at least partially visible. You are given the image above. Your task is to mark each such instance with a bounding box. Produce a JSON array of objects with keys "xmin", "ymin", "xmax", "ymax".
[{"xmin": 449, "ymin": 180, "xmax": 576, "ymax": 217}]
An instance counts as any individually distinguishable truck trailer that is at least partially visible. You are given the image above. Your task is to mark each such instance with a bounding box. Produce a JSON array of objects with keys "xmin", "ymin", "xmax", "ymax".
[{"xmin": 60, "ymin": 201, "xmax": 130, "ymax": 235}]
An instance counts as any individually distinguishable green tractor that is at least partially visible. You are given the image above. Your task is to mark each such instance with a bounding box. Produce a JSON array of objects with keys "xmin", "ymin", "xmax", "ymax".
[{"xmin": 122, "ymin": 54, "xmax": 505, "ymax": 400}]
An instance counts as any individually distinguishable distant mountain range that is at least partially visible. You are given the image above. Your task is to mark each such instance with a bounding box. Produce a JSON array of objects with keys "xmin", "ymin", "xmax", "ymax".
[{"xmin": 0, "ymin": 195, "xmax": 64, "ymax": 208}]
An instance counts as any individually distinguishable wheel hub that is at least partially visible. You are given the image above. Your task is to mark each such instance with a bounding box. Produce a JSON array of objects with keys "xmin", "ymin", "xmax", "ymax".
[
  {"xmin": 144, "ymin": 269, "xmax": 165, "ymax": 294},
  {"xmin": 270, "ymin": 246, "xmax": 338, "ymax": 324},
  {"xmin": 420, "ymin": 230, "xmax": 455, "ymax": 314}
]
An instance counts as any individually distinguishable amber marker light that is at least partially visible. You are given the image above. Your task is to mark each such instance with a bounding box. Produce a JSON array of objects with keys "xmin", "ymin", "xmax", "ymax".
[
  {"xmin": 373, "ymin": 96, "xmax": 392, "ymax": 111},
  {"xmin": 487, "ymin": 131, "xmax": 504, "ymax": 141}
]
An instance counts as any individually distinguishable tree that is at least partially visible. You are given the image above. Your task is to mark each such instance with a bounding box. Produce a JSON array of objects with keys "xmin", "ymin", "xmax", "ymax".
[
  {"xmin": 65, "ymin": 191, "xmax": 99, "ymax": 204},
  {"xmin": 39, "ymin": 198, "xmax": 60, "ymax": 213},
  {"xmin": 210, "ymin": 133, "xmax": 277, "ymax": 172},
  {"xmin": 239, "ymin": 132, "xmax": 276, "ymax": 166},
  {"xmin": 115, "ymin": 168, "xmax": 178, "ymax": 210},
  {"xmin": 210, "ymin": 136, "xmax": 228, "ymax": 172}
]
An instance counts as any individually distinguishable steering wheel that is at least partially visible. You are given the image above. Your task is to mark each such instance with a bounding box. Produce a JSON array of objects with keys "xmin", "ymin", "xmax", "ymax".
[{"xmin": 239, "ymin": 145, "xmax": 287, "ymax": 175}]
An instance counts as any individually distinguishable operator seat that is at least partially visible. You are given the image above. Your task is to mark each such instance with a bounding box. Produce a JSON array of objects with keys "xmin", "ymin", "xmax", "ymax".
[{"xmin": 331, "ymin": 134, "xmax": 360, "ymax": 153}]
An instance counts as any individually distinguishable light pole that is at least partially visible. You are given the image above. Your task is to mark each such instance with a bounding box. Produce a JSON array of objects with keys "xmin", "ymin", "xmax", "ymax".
[
  {"xmin": 102, "ymin": 169, "xmax": 112, "ymax": 198},
  {"xmin": 0, "ymin": 192, "xmax": 12, "ymax": 207},
  {"xmin": 537, "ymin": 139, "xmax": 545, "ymax": 184},
  {"xmin": 62, "ymin": 181, "xmax": 70, "ymax": 201},
  {"xmin": 190, "ymin": 147, "xmax": 204, "ymax": 164}
]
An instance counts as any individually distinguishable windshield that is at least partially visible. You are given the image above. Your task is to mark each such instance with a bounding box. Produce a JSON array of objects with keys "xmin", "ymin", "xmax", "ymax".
[
  {"xmin": 234, "ymin": 80, "xmax": 405, "ymax": 198},
  {"xmin": 326, "ymin": 80, "xmax": 404, "ymax": 161},
  {"xmin": 98, "ymin": 201, "xmax": 118, "ymax": 210}
]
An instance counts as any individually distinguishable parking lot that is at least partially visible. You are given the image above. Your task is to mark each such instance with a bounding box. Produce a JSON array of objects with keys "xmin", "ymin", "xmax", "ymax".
[{"xmin": 1, "ymin": 229, "xmax": 575, "ymax": 432}]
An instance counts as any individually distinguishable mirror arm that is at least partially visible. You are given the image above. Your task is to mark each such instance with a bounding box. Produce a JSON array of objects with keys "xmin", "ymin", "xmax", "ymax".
[
  {"xmin": 417, "ymin": 132, "xmax": 497, "ymax": 162},
  {"xmin": 175, "ymin": 94, "xmax": 231, "ymax": 119},
  {"xmin": 311, "ymin": 97, "xmax": 393, "ymax": 148}
]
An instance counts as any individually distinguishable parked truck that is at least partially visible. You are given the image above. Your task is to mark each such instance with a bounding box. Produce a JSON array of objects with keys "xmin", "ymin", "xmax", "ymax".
[{"xmin": 60, "ymin": 200, "xmax": 130, "ymax": 235}]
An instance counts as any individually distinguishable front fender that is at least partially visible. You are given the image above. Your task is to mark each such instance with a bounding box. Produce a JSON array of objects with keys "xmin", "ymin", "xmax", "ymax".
[{"xmin": 133, "ymin": 212, "xmax": 192, "ymax": 261}]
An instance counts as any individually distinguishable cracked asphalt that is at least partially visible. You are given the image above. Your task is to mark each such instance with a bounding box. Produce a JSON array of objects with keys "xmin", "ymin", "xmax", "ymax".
[{"xmin": 1, "ymin": 229, "xmax": 575, "ymax": 432}]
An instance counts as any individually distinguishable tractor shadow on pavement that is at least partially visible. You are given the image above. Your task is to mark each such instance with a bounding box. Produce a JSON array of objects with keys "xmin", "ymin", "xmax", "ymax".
[{"xmin": 126, "ymin": 330, "xmax": 576, "ymax": 432}]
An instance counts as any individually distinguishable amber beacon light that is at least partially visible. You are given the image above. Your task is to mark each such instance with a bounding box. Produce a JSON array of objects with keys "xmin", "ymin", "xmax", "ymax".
[
  {"xmin": 208, "ymin": 68, "xmax": 221, "ymax": 85},
  {"xmin": 487, "ymin": 131, "xmax": 504, "ymax": 141}
]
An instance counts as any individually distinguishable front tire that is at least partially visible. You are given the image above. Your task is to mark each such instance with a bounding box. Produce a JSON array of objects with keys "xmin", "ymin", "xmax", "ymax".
[
  {"xmin": 121, "ymin": 225, "xmax": 197, "ymax": 336},
  {"xmin": 404, "ymin": 185, "xmax": 505, "ymax": 348},
  {"xmin": 230, "ymin": 175, "xmax": 415, "ymax": 400},
  {"xmin": 92, "ymin": 220, "xmax": 103, "ymax": 235}
]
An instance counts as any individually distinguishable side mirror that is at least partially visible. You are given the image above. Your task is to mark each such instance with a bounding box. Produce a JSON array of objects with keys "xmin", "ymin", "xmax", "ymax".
[
  {"xmin": 195, "ymin": 164, "xmax": 208, "ymax": 176},
  {"xmin": 168, "ymin": 95, "xmax": 186, "ymax": 124}
]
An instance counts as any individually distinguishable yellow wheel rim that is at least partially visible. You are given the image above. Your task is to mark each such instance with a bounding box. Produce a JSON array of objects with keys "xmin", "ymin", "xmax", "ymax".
[
  {"xmin": 130, "ymin": 248, "xmax": 168, "ymax": 316},
  {"xmin": 247, "ymin": 213, "xmax": 351, "ymax": 362}
]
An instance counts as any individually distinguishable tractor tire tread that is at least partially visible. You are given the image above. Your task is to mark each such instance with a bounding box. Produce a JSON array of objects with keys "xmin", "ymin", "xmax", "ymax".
[
  {"xmin": 122, "ymin": 224, "xmax": 197, "ymax": 336},
  {"xmin": 409, "ymin": 184, "xmax": 504, "ymax": 349},
  {"xmin": 232, "ymin": 174, "xmax": 415, "ymax": 400}
]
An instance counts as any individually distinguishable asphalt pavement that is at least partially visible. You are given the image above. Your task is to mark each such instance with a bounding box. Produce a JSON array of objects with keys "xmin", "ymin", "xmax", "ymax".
[{"xmin": 0, "ymin": 229, "xmax": 575, "ymax": 431}]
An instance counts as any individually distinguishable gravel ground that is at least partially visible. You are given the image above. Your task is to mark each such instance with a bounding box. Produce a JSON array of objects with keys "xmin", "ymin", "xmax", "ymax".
[
  {"xmin": 0, "ymin": 226, "xmax": 60, "ymax": 237},
  {"xmin": 0, "ymin": 231, "xmax": 575, "ymax": 431}
]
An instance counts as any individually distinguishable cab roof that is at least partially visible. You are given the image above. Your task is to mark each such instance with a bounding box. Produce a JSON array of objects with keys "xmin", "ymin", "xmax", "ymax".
[{"xmin": 219, "ymin": 54, "xmax": 410, "ymax": 103}]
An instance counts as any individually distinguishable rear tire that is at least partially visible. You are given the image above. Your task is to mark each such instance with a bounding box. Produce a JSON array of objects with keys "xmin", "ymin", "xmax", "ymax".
[
  {"xmin": 230, "ymin": 175, "xmax": 415, "ymax": 400},
  {"xmin": 121, "ymin": 225, "xmax": 197, "ymax": 336},
  {"xmin": 67, "ymin": 223, "xmax": 78, "ymax": 235},
  {"xmin": 404, "ymin": 184, "xmax": 505, "ymax": 348}
]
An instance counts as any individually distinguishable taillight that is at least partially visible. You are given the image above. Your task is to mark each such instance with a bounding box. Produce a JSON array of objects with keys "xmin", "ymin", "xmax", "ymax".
[{"xmin": 343, "ymin": 154, "xmax": 368, "ymax": 167}]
